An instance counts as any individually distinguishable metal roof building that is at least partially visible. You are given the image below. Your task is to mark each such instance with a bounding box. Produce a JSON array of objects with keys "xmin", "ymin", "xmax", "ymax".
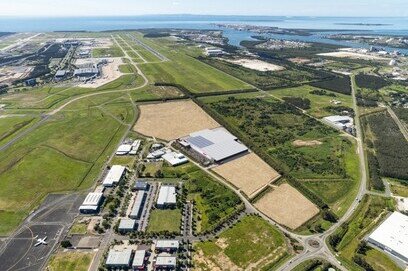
[
  {"xmin": 155, "ymin": 240, "xmax": 179, "ymax": 251},
  {"xmin": 102, "ymin": 165, "xmax": 126, "ymax": 187},
  {"xmin": 74, "ymin": 67, "xmax": 99, "ymax": 77},
  {"xmin": 155, "ymin": 256, "xmax": 177, "ymax": 269},
  {"xmin": 79, "ymin": 192, "xmax": 103, "ymax": 213},
  {"xmin": 132, "ymin": 250, "xmax": 146, "ymax": 269},
  {"xmin": 162, "ymin": 151, "xmax": 188, "ymax": 166},
  {"xmin": 118, "ymin": 218, "xmax": 136, "ymax": 232},
  {"xmin": 133, "ymin": 181, "xmax": 148, "ymax": 191},
  {"xmin": 157, "ymin": 186, "xmax": 177, "ymax": 208},
  {"xmin": 105, "ymin": 249, "xmax": 133, "ymax": 268},
  {"xmin": 183, "ymin": 128, "xmax": 248, "ymax": 162},
  {"xmin": 129, "ymin": 191, "xmax": 146, "ymax": 219},
  {"xmin": 367, "ymin": 212, "xmax": 408, "ymax": 263},
  {"xmin": 116, "ymin": 144, "xmax": 132, "ymax": 155}
]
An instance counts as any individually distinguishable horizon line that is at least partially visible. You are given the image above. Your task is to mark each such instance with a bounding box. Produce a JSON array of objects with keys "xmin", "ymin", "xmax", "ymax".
[{"xmin": 0, "ymin": 14, "xmax": 406, "ymax": 18}]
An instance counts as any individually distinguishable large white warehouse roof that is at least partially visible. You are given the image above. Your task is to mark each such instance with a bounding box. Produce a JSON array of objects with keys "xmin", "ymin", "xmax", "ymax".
[
  {"xmin": 82, "ymin": 192, "xmax": 103, "ymax": 206},
  {"xmin": 367, "ymin": 212, "xmax": 408, "ymax": 263},
  {"xmin": 184, "ymin": 128, "xmax": 248, "ymax": 162},
  {"xmin": 157, "ymin": 186, "xmax": 177, "ymax": 206},
  {"xmin": 103, "ymin": 165, "xmax": 126, "ymax": 187},
  {"xmin": 105, "ymin": 249, "xmax": 132, "ymax": 266}
]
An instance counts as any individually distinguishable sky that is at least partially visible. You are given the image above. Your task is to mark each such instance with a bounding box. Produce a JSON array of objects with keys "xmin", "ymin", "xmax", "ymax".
[{"xmin": 0, "ymin": 0, "xmax": 406, "ymax": 17}]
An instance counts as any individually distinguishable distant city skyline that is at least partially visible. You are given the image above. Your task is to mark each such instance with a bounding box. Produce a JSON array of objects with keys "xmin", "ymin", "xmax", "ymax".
[{"xmin": 0, "ymin": 0, "xmax": 407, "ymax": 17}]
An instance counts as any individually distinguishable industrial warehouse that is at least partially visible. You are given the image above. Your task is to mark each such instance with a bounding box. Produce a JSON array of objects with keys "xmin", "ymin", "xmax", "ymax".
[
  {"xmin": 156, "ymin": 185, "xmax": 177, "ymax": 208},
  {"xmin": 367, "ymin": 212, "xmax": 408, "ymax": 264},
  {"xmin": 79, "ymin": 192, "xmax": 104, "ymax": 214},
  {"xmin": 102, "ymin": 165, "xmax": 126, "ymax": 187},
  {"xmin": 179, "ymin": 127, "xmax": 248, "ymax": 163}
]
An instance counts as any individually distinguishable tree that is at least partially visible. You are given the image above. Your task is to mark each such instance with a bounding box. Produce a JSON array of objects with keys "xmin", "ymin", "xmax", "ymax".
[{"xmin": 60, "ymin": 240, "xmax": 72, "ymax": 248}]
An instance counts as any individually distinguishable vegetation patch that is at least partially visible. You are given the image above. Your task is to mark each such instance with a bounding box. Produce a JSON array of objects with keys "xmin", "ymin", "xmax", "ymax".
[
  {"xmin": 194, "ymin": 215, "xmax": 290, "ymax": 270},
  {"xmin": 355, "ymin": 74, "xmax": 391, "ymax": 90},
  {"xmin": 363, "ymin": 111, "xmax": 408, "ymax": 181},
  {"xmin": 92, "ymin": 46, "xmax": 124, "ymax": 58},
  {"xmin": 328, "ymin": 195, "xmax": 398, "ymax": 271},
  {"xmin": 270, "ymin": 85, "xmax": 353, "ymax": 118},
  {"xmin": 147, "ymin": 209, "xmax": 182, "ymax": 234},
  {"xmin": 47, "ymin": 251, "xmax": 94, "ymax": 271},
  {"xmin": 310, "ymin": 76, "xmax": 351, "ymax": 95}
]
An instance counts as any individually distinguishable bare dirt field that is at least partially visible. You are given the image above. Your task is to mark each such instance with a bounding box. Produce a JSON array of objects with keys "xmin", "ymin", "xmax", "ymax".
[
  {"xmin": 318, "ymin": 51, "xmax": 387, "ymax": 61},
  {"xmin": 213, "ymin": 153, "xmax": 280, "ymax": 199},
  {"xmin": 224, "ymin": 58, "xmax": 285, "ymax": 72},
  {"xmin": 292, "ymin": 139, "xmax": 322, "ymax": 147},
  {"xmin": 288, "ymin": 57, "xmax": 311, "ymax": 64},
  {"xmin": 254, "ymin": 183, "xmax": 319, "ymax": 230},
  {"xmin": 134, "ymin": 100, "xmax": 220, "ymax": 141}
]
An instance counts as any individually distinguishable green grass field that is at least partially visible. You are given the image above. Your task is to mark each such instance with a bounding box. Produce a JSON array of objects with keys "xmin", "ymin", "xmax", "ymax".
[
  {"xmin": 92, "ymin": 46, "xmax": 124, "ymax": 57},
  {"xmin": 47, "ymin": 251, "xmax": 94, "ymax": 271},
  {"xmin": 129, "ymin": 85, "xmax": 184, "ymax": 102},
  {"xmin": 389, "ymin": 180, "xmax": 408, "ymax": 197},
  {"xmin": 69, "ymin": 221, "xmax": 88, "ymax": 235},
  {"xmin": 194, "ymin": 215, "xmax": 290, "ymax": 270},
  {"xmin": 0, "ymin": 116, "xmax": 36, "ymax": 145},
  {"xmin": 147, "ymin": 209, "xmax": 181, "ymax": 233},
  {"xmin": 0, "ymin": 96, "xmax": 134, "ymax": 235},
  {"xmin": 270, "ymin": 85, "xmax": 353, "ymax": 118},
  {"xmin": 129, "ymin": 33, "xmax": 252, "ymax": 93},
  {"xmin": 3, "ymin": 74, "xmax": 143, "ymax": 110}
]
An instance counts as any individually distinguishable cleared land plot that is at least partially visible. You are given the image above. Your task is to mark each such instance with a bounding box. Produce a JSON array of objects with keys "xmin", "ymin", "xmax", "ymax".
[
  {"xmin": 255, "ymin": 183, "xmax": 319, "ymax": 230},
  {"xmin": 134, "ymin": 100, "xmax": 220, "ymax": 140},
  {"xmin": 213, "ymin": 153, "xmax": 280, "ymax": 198},
  {"xmin": 318, "ymin": 51, "xmax": 387, "ymax": 61},
  {"xmin": 193, "ymin": 215, "xmax": 290, "ymax": 270},
  {"xmin": 47, "ymin": 251, "xmax": 95, "ymax": 271},
  {"xmin": 224, "ymin": 58, "xmax": 285, "ymax": 72},
  {"xmin": 147, "ymin": 209, "xmax": 182, "ymax": 233}
]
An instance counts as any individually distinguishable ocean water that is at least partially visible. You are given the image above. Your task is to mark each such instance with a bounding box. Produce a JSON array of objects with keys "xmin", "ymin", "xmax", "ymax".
[{"xmin": 1, "ymin": 15, "xmax": 407, "ymax": 52}]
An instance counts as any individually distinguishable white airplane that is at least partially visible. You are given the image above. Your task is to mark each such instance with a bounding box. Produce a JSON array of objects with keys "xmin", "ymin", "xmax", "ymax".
[{"xmin": 34, "ymin": 236, "xmax": 48, "ymax": 247}]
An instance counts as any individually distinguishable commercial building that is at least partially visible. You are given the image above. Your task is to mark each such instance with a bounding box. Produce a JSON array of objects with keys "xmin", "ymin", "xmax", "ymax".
[
  {"xmin": 116, "ymin": 144, "xmax": 132, "ymax": 155},
  {"xmin": 156, "ymin": 186, "xmax": 177, "ymax": 208},
  {"xmin": 105, "ymin": 249, "xmax": 133, "ymax": 268},
  {"xmin": 323, "ymin": 115, "xmax": 354, "ymax": 130},
  {"xmin": 129, "ymin": 191, "xmax": 146, "ymax": 219},
  {"xmin": 132, "ymin": 250, "xmax": 147, "ymax": 270},
  {"xmin": 55, "ymin": 70, "xmax": 66, "ymax": 79},
  {"xmin": 162, "ymin": 151, "xmax": 188, "ymax": 166},
  {"xmin": 74, "ymin": 67, "xmax": 99, "ymax": 77},
  {"xmin": 180, "ymin": 128, "xmax": 248, "ymax": 163},
  {"xmin": 155, "ymin": 256, "xmax": 177, "ymax": 270},
  {"xmin": 147, "ymin": 149, "xmax": 165, "ymax": 160},
  {"xmin": 133, "ymin": 181, "xmax": 148, "ymax": 191},
  {"xmin": 367, "ymin": 212, "xmax": 408, "ymax": 263},
  {"xmin": 129, "ymin": 140, "xmax": 141, "ymax": 155},
  {"xmin": 205, "ymin": 47, "xmax": 224, "ymax": 56},
  {"xmin": 155, "ymin": 240, "xmax": 179, "ymax": 252},
  {"xmin": 79, "ymin": 192, "xmax": 104, "ymax": 214},
  {"xmin": 102, "ymin": 165, "xmax": 126, "ymax": 187},
  {"xmin": 118, "ymin": 218, "xmax": 136, "ymax": 232}
]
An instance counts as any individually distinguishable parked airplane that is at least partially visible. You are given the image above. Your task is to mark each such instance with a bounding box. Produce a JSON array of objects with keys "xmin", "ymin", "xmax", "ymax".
[{"xmin": 34, "ymin": 236, "xmax": 48, "ymax": 247}]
